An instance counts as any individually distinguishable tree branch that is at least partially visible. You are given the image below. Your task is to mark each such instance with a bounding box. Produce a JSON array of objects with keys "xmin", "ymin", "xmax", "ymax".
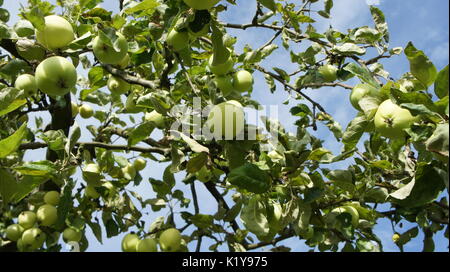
[
  {"xmin": 19, "ymin": 141, "xmax": 170, "ymax": 155},
  {"xmin": 103, "ymin": 65, "xmax": 158, "ymax": 90}
]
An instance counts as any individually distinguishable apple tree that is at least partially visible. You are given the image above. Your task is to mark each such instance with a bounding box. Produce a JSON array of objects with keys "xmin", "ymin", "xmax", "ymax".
[{"xmin": 0, "ymin": 0, "xmax": 448, "ymax": 252}]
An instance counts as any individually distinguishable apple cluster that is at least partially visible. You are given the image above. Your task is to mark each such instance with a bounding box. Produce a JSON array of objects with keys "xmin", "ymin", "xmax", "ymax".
[
  {"xmin": 4, "ymin": 191, "xmax": 82, "ymax": 251},
  {"xmin": 121, "ymin": 228, "xmax": 182, "ymax": 252}
]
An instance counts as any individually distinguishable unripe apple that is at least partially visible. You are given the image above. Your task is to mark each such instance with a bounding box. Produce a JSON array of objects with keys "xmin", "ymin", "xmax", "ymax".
[
  {"xmin": 15, "ymin": 74, "xmax": 38, "ymax": 97},
  {"xmin": 44, "ymin": 191, "xmax": 60, "ymax": 206},
  {"xmin": 71, "ymin": 101, "xmax": 79, "ymax": 118},
  {"xmin": 18, "ymin": 211, "xmax": 37, "ymax": 229},
  {"xmin": 207, "ymin": 100, "xmax": 245, "ymax": 140},
  {"xmin": 121, "ymin": 233, "xmax": 140, "ymax": 252},
  {"xmin": 374, "ymin": 100, "xmax": 416, "ymax": 139},
  {"xmin": 37, "ymin": 204, "xmax": 58, "ymax": 226},
  {"xmin": 166, "ymin": 29, "xmax": 190, "ymax": 52},
  {"xmin": 117, "ymin": 54, "xmax": 131, "ymax": 69},
  {"xmin": 208, "ymin": 55, "xmax": 234, "ymax": 75},
  {"xmin": 63, "ymin": 227, "xmax": 82, "ymax": 243},
  {"xmin": 133, "ymin": 158, "xmax": 147, "ymax": 171},
  {"xmin": 121, "ymin": 164, "xmax": 137, "ymax": 181},
  {"xmin": 79, "ymin": 104, "xmax": 94, "ymax": 119},
  {"xmin": 214, "ymin": 75, "xmax": 235, "ymax": 96},
  {"xmin": 5, "ymin": 224, "xmax": 25, "ymax": 241},
  {"xmin": 159, "ymin": 228, "xmax": 181, "ymax": 252},
  {"xmin": 331, "ymin": 206, "xmax": 359, "ymax": 227},
  {"xmin": 232, "ymin": 70, "xmax": 253, "ymax": 92},
  {"xmin": 350, "ymin": 84, "xmax": 380, "ymax": 111},
  {"xmin": 82, "ymin": 163, "xmax": 102, "ymax": 185},
  {"xmin": 107, "ymin": 75, "xmax": 131, "ymax": 95},
  {"xmin": 85, "ymin": 184, "xmax": 100, "ymax": 199},
  {"xmin": 21, "ymin": 227, "xmax": 46, "ymax": 250},
  {"xmin": 145, "ymin": 110, "xmax": 166, "ymax": 129},
  {"xmin": 183, "ymin": 0, "xmax": 220, "ymax": 10},
  {"xmin": 136, "ymin": 237, "xmax": 158, "ymax": 252},
  {"xmin": 392, "ymin": 233, "xmax": 400, "ymax": 243},
  {"xmin": 93, "ymin": 32, "xmax": 129, "ymax": 65},
  {"xmin": 35, "ymin": 56, "xmax": 77, "ymax": 97},
  {"xmin": 35, "ymin": 15, "xmax": 75, "ymax": 50},
  {"xmin": 318, "ymin": 64, "xmax": 338, "ymax": 82},
  {"xmin": 14, "ymin": 20, "xmax": 34, "ymax": 37}
]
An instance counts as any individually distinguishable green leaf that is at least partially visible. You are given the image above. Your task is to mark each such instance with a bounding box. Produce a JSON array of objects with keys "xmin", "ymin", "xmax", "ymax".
[
  {"xmin": 228, "ymin": 163, "xmax": 271, "ymax": 194},
  {"xmin": 369, "ymin": 6, "xmax": 389, "ymax": 42},
  {"xmin": 257, "ymin": 0, "xmax": 276, "ymax": 12},
  {"xmin": 342, "ymin": 114, "xmax": 368, "ymax": 152},
  {"xmin": 175, "ymin": 131, "xmax": 209, "ymax": 153},
  {"xmin": 0, "ymin": 99, "xmax": 26, "ymax": 117},
  {"xmin": 13, "ymin": 161, "xmax": 57, "ymax": 177},
  {"xmin": 343, "ymin": 63, "xmax": 379, "ymax": 88},
  {"xmin": 128, "ymin": 122, "xmax": 154, "ymax": 146},
  {"xmin": 0, "ymin": 122, "xmax": 28, "ymax": 158},
  {"xmin": 434, "ymin": 65, "xmax": 449, "ymax": 99},
  {"xmin": 190, "ymin": 214, "xmax": 214, "ymax": 229},
  {"xmin": 333, "ymin": 43, "xmax": 366, "ymax": 56},
  {"xmin": 391, "ymin": 163, "xmax": 446, "ymax": 207},
  {"xmin": 327, "ymin": 170, "xmax": 355, "ymax": 192},
  {"xmin": 425, "ymin": 123, "xmax": 449, "ymax": 158},
  {"xmin": 55, "ymin": 181, "xmax": 75, "ymax": 230},
  {"xmin": 186, "ymin": 153, "xmax": 208, "ymax": 174},
  {"xmin": 0, "ymin": 168, "xmax": 17, "ymax": 203},
  {"xmin": 404, "ymin": 42, "xmax": 438, "ymax": 88},
  {"xmin": 240, "ymin": 196, "xmax": 270, "ymax": 237},
  {"xmin": 125, "ymin": 0, "xmax": 159, "ymax": 16}
]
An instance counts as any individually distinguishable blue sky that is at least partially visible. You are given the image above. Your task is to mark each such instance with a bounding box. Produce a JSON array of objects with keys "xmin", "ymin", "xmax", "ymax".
[{"xmin": 2, "ymin": 0, "xmax": 448, "ymax": 252}]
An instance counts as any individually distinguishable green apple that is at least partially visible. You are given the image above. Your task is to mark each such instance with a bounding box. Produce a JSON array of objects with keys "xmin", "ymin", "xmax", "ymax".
[
  {"xmin": 214, "ymin": 75, "xmax": 235, "ymax": 96},
  {"xmin": 85, "ymin": 184, "xmax": 100, "ymax": 199},
  {"xmin": 21, "ymin": 227, "xmax": 46, "ymax": 251},
  {"xmin": 15, "ymin": 39, "xmax": 46, "ymax": 61},
  {"xmin": 35, "ymin": 15, "xmax": 75, "ymax": 50},
  {"xmin": 183, "ymin": 0, "xmax": 220, "ymax": 10},
  {"xmin": 145, "ymin": 110, "xmax": 166, "ymax": 129},
  {"xmin": 350, "ymin": 84, "xmax": 380, "ymax": 111},
  {"xmin": 37, "ymin": 204, "xmax": 58, "ymax": 226},
  {"xmin": 93, "ymin": 32, "xmax": 129, "ymax": 65},
  {"xmin": 121, "ymin": 164, "xmax": 137, "ymax": 181},
  {"xmin": 136, "ymin": 237, "xmax": 158, "ymax": 252},
  {"xmin": 44, "ymin": 191, "xmax": 60, "ymax": 206},
  {"xmin": 208, "ymin": 55, "xmax": 234, "ymax": 75},
  {"xmin": 318, "ymin": 64, "xmax": 338, "ymax": 82},
  {"xmin": 374, "ymin": 99, "xmax": 416, "ymax": 139},
  {"xmin": 207, "ymin": 100, "xmax": 245, "ymax": 140},
  {"xmin": 14, "ymin": 20, "xmax": 34, "ymax": 37},
  {"xmin": 63, "ymin": 227, "xmax": 82, "ymax": 243},
  {"xmin": 117, "ymin": 54, "xmax": 130, "ymax": 69},
  {"xmin": 5, "ymin": 224, "xmax": 25, "ymax": 241},
  {"xmin": 71, "ymin": 102, "xmax": 79, "ymax": 118},
  {"xmin": 82, "ymin": 163, "xmax": 102, "ymax": 185},
  {"xmin": 122, "ymin": 233, "xmax": 140, "ymax": 252},
  {"xmin": 331, "ymin": 206, "xmax": 359, "ymax": 227},
  {"xmin": 15, "ymin": 74, "xmax": 38, "ymax": 97},
  {"xmin": 133, "ymin": 158, "xmax": 147, "ymax": 171},
  {"xmin": 107, "ymin": 75, "xmax": 131, "ymax": 95},
  {"xmin": 159, "ymin": 228, "xmax": 181, "ymax": 252},
  {"xmin": 166, "ymin": 29, "xmax": 190, "ymax": 52},
  {"xmin": 18, "ymin": 211, "xmax": 37, "ymax": 229},
  {"xmin": 232, "ymin": 70, "xmax": 253, "ymax": 92},
  {"xmin": 79, "ymin": 104, "xmax": 94, "ymax": 119},
  {"xmin": 392, "ymin": 233, "xmax": 400, "ymax": 243},
  {"xmin": 35, "ymin": 56, "xmax": 77, "ymax": 97}
]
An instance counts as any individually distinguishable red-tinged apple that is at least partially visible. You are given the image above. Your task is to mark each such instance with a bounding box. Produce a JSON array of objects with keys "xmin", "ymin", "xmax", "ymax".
[
  {"xmin": 35, "ymin": 15, "xmax": 74, "ymax": 50},
  {"xmin": 35, "ymin": 56, "xmax": 77, "ymax": 97}
]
